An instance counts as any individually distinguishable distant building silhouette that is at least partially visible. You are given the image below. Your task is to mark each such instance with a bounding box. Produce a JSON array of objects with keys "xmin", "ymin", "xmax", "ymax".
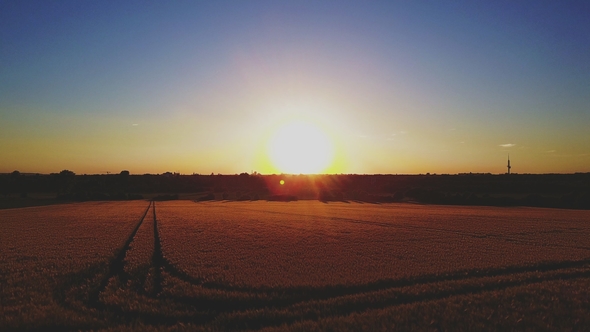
[{"xmin": 507, "ymin": 154, "xmax": 511, "ymax": 174}]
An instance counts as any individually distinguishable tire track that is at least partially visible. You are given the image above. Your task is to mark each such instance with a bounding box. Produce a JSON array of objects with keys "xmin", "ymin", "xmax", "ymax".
[
  {"xmin": 136, "ymin": 254, "xmax": 590, "ymax": 329},
  {"xmin": 215, "ymin": 266, "xmax": 590, "ymax": 331},
  {"xmin": 156, "ymin": 203, "xmax": 590, "ymax": 302},
  {"xmin": 88, "ymin": 201, "xmax": 152, "ymax": 307},
  {"xmin": 153, "ymin": 204, "xmax": 590, "ymax": 317},
  {"xmin": 163, "ymin": 254, "xmax": 590, "ymax": 301},
  {"xmin": 151, "ymin": 201, "xmax": 164, "ymax": 296},
  {"xmin": 153, "ymin": 202, "xmax": 207, "ymax": 286},
  {"xmin": 78, "ymin": 201, "xmax": 590, "ymax": 328}
]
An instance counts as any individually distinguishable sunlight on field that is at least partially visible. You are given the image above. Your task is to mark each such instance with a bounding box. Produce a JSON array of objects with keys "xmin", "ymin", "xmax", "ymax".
[
  {"xmin": 2, "ymin": 200, "xmax": 590, "ymax": 330},
  {"xmin": 157, "ymin": 200, "xmax": 590, "ymax": 287}
]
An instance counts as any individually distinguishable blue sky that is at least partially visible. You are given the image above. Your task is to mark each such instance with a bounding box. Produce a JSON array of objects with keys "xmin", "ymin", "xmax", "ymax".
[{"xmin": 1, "ymin": 1, "xmax": 589, "ymax": 174}]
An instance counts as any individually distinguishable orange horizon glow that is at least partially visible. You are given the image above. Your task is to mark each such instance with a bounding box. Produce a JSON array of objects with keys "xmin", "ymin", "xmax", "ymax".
[{"xmin": 1, "ymin": 3, "xmax": 589, "ymax": 175}]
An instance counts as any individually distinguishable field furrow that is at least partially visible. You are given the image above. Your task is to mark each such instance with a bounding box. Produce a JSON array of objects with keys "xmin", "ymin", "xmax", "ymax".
[
  {"xmin": 212, "ymin": 266, "xmax": 590, "ymax": 331},
  {"xmin": 157, "ymin": 201, "xmax": 590, "ymax": 288},
  {"xmin": 124, "ymin": 202, "xmax": 155, "ymax": 274},
  {"xmin": 0, "ymin": 201, "xmax": 151, "ymax": 330},
  {"xmin": 91, "ymin": 201, "xmax": 152, "ymax": 307},
  {"xmin": 122, "ymin": 201, "xmax": 156, "ymax": 295},
  {"xmin": 3, "ymin": 200, "xmax": 590, "ymax": 330}
]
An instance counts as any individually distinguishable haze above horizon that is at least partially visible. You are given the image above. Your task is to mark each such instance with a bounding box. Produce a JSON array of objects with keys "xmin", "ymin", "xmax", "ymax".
[{"xmin": 1, "ymin": 1, "xmax": 589, "ymax": 175}]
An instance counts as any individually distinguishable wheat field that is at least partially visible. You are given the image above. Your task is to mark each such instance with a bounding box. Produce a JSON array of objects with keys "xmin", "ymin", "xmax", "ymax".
[{"xmin": 1, "ymin": 200, "xmax": 589, "ymax": 330}]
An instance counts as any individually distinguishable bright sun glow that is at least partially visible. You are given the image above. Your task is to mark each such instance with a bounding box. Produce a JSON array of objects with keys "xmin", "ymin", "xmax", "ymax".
[{"xmin": 268, "ymin": 121, "xmax": 334, "ymax": 174}]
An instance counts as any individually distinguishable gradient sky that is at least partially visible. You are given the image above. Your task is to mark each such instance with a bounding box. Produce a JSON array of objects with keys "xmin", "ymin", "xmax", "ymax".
[{"xmin": 1, "ymin": 1, "xmax": 589, "ymax": 174}]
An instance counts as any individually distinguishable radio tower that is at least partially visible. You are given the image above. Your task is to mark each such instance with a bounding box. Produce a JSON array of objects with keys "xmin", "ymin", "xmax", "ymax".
[{"xmin": 507, "ymin": 154, "xmax": 511, "ymax": 174}]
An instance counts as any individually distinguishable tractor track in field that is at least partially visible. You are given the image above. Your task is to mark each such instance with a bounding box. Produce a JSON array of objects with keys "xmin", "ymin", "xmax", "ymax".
[
  {"xmin": 217, "ymin": 266, "xmax": 590, "ymax": 331},
  {"xmin": 53, "ymin": 201, "xmax": 590, "ymax": 329},
  {"xmin": 151, "ymin": 201, "xmax": 164, "ymax": 296},
  {"xmin": 88, "ymin": 200, "xmax": 152, "ymax": 308},
  {"xmin": 162, "ymin": 253, "xmax": 590, "ymax": 306},
  {"xmin": 148, "ymin": 204, "xmax": 590, "ymax": 324}
]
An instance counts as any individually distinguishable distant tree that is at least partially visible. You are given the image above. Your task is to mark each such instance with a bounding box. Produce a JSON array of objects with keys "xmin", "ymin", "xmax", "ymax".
[
  {"xmin": 11, "ymin": 170, "xmax": 20, "ymax": 177},
  {"xmin": 59, "ymin": 170, "xmax": 75, "ymax": 177},
  {"xmin": 119, "ymin": 170, "xmax": 130, "ymax": 190},
  {"xmin": 56, "ymin": 170, "xmax": 76, "ymax": 194}
]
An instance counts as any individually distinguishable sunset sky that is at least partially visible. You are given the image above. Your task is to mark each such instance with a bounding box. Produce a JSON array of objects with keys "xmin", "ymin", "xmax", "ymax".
[{"xmin": 1, "ymin": 1, "xmax": 589, "ymax": 175}]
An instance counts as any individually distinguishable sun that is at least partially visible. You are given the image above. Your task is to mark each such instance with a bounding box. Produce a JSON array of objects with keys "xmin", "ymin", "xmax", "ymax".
[{"xmin": 268, "ymin": 121, "xmax": 334, "ymax": 174}]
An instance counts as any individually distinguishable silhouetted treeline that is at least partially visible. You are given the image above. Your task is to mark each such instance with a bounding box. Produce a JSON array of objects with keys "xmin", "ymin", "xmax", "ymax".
[{"xmin": 1, "ymin": 171, "xmax": 589, "ymax": 209}]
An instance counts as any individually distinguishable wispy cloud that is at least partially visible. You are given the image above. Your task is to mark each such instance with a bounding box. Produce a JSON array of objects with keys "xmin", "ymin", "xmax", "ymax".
[
  {"xmin": 545, "ymin": 150, "xmax": 556, "ymax": 153},
  {"xmin": 386, "ymin": 130, "xmax": 407, "ymax": 141},
  {"xmin": 499, "ymin": 143, "xmax": 516, "ymax": 148},
  {"xmin": 132, "ymin": 123, "xmax": 139, "ymax": 126},
  {"xmin": 390, "ymin": 130, "xmax": 407, "ymax": 136}
]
